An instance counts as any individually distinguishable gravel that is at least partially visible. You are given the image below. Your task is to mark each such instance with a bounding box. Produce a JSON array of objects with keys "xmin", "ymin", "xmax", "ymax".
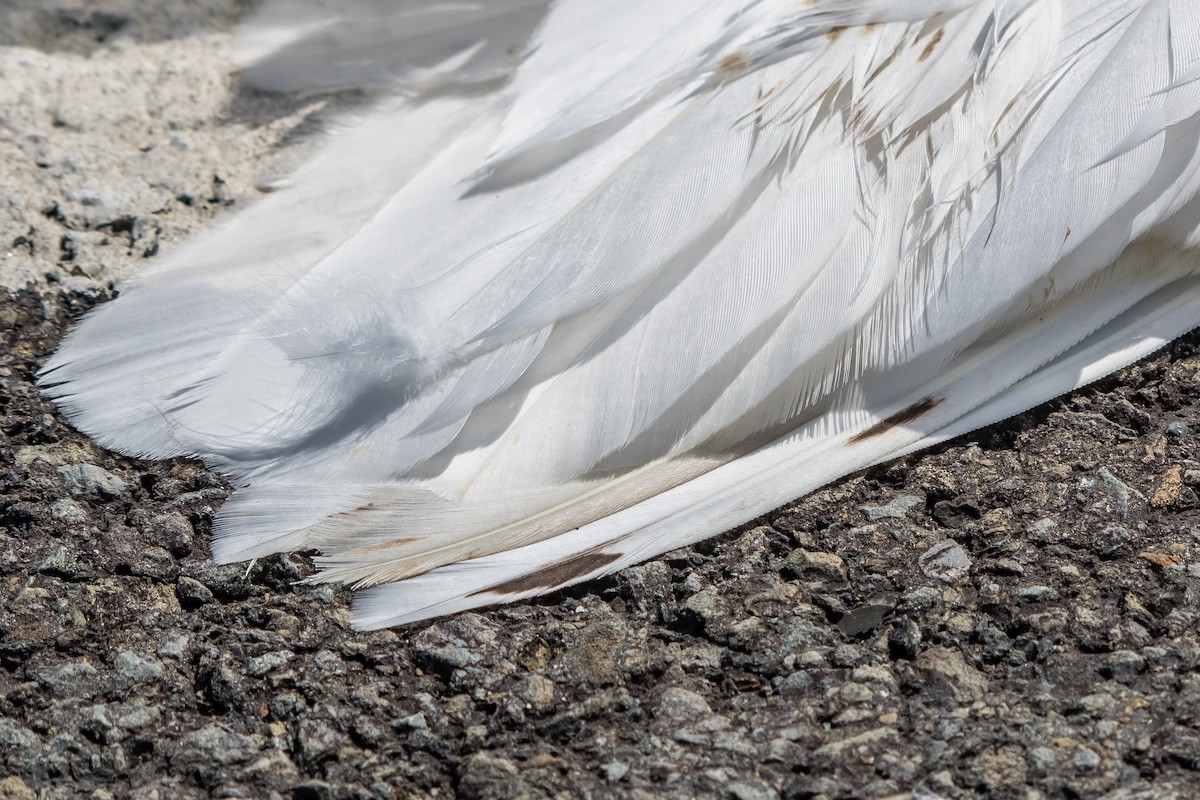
[{"xmin": 3, "ymin": 4, "xmax": 1200, "ymax": 799}]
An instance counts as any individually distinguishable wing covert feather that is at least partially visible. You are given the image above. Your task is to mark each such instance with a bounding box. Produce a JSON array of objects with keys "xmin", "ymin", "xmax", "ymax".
[{"xmin": 41, "ymin": 0, "xmax": 1200, "ymax": 627}]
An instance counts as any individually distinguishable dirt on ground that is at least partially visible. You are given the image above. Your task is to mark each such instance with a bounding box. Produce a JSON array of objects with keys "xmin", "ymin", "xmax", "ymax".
[{"xmin": 2, "ymin": 4, "xmax": 1200, "ymax": 799}]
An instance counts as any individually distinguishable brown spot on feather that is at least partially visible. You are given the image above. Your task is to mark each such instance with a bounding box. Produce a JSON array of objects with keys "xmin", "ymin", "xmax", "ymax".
[
  {"xmin": 849, "ymin": 396, "xmax": 944, "ymax": 444},
  {"xmin": 717, "ymin": 53, "xmax": 748, "ymax": 82},
  {"xmin": 470, "ymin": 551, "xmax": 622, "ymax": 597},
  {"xmin": 919, "ymin": 27, "xmax": 945, "ymax": 62}
]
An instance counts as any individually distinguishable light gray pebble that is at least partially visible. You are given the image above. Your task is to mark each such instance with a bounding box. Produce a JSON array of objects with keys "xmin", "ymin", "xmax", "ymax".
[
  {"xmin": 312, "ymin": 649, "xmax": 345, "ymax": 675},
  {"xmin": 655, "ymin": 687, "xmax": 712, "ymax": 721},
  {"xmin": 1081, "ymin": 467, "xmax": 1144, "ymax": 516},
  {"xmin": 902, "ymin": 586, "xmax": 942, "ymax": 607},
  {"xmin": 1029, "ymin": 746, "xmax": 1057, "ymax": 770},
  {"xmin": 1027, "ymin": 518, "xmax": 1059, "ymax": 537},
  {"xmin": 56, "ymin": 463, "xmax": 127, "ymax": 497},
  {"xmin": 156, "ymin": 631, "xmax": 190, "ymax": 660},
  {"xmin": 860, "ymin": 494, "xmax": 922, "ymax": 521},
  {"xmin": 411, "ymin": 615, "xmax": 497, "ymax": 672},
  {"xmin": 602, "ymin": 762, "xmax": 629, "ymax": 782},
  {"xmin": 0, "ymin": 718, "xmax": 39, "ymax": 749},
  {"xmin": 1017, "ymin": 585, "xmax": 1054, "ymax": 601},
  {"xmin": 247, "ymin": 651, "xmax": 293, "ymax": 677},
  {"xmin": 114, "ymin": 651, "xmax": 164, "ymax": 683},
  {"xmin": 175, "ymin": 723, "xmax": 261, "ymax": 767},
  {"xmin": 1073, "ymin": 747, "xmax": 1101, "ymax": 769},
  {"xmin": 396, "ymin": 712, "xmax": 427, "ymax": 730},
  {"xmin": 919, "ymin": 540, "xmax": 973, "ymax": 584},
  {"xmin": 33, "ymin": 660, "xmax": 101, "ymax": 697},
  {"xmin": 48, "ymin": 498, "xmax": 88, "ymax": 525}
]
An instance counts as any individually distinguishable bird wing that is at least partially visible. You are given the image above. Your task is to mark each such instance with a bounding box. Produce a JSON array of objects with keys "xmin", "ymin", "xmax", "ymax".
[{"xmin": 43, "ymin": 0, "xmax": 1200, "ymax": 628}]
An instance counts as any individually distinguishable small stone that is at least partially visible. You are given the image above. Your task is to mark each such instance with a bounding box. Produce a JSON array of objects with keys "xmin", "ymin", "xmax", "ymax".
[
  {"xmin": 1165, "ymin": 422, "xmax": 1190, "ymax": 440},
  {"xmin": 0, "ymin": 719, "xmax": 39, "ymax": 749},
  {"xmin": 1073, "ymin": 746, "xmax": 1101, "ymax": 769},
  {"xmin": 901, "ymin": 586, "xmax": 942, "ymax": 607},
  {"xmin": 296, "ymin": 719, "xmax": 346, "ymax": 765},
  {"xmin": 1017, "ymin": 585, "xmax": 1054, "ymax": 602},
  {"xmin": 655, "ymin": 687, "xmax": 712, "ymax": 722},
  {"xmin": 114, "ymin": 651, "xmax": 164, "ymax": 683},
  {"xmin": 1103, "ymin": 650, "xmax": 1146, "ymax": 683},
  {"xmin": 157, "ymin": 631, "xmax": 190, "ymax": 660},
  {"xmin": 33, "ymin": 660, "xmax": 101, "ymax": 698},
  {"xmin": 986, "ymin": 558, "xmax": 1025, "ymax": 576},
  {"xmin": 174, "ymin": 723, "xmax": 261, "ymax": 767},
  {"xmin": 312, "ymin": 649, "xmax": 345, "ymax": 675},
  {"xmin": 396, "ymin": 712, "xmax": 427, "ymax": 730},
  {"xmin": 145, "ymin": 512, "xmax": 194, "ymax": 555},
  {"xmin": 57, "ymin": 463, "xmax": 128, "ymax": 497},
  {"xmin": 838, "ymin": 682, "xmax": 874, "ymax": 704},
  {"xmin": 602, "ymin": 762, "xmax": 629, "ymax": 782},
  {"xmin": 520, "ymin": 675, "xmax": 557, "ymax": 713},
  {"xmin": 458, "ymin": 752, "xmax": 523, "ymax": 800},
  {"xmin": 1082, "ymin": 467, "xmax": 1144, "ymax": 516},
  {"xmin": 778, "ymin": 671, "xmax": 815, "ymax": 694},
  {"xmin": 1030, "ymin": 746, "xmax": 1057, "ymax": 770},
  {"xmin": 247, "ymin": 651, "xmax": 293, "ymax": 677},
  {"xmin": 931, "ymin": 496, "xmax": 982, "ymax": 528},
  {"xmin": 813, "ymin": 726, "xmax": 897, "ymax": 758},
  {"xmin": 726, "ymin": 780, "xmax": 780, "ymax": 800},
  {"xmin": 1026, "ymin": 608, "xmax": 1070, "ymax": 634},
  {"xmin": 351, "ymin": 716, "xmax": 390, "ymax": 748},
  {"xmin": 919, "ymin": 540, "xmax": 972, "ymax": 584},
  {"xmin": 837, "ymin": 603, "xmax": 892, "ymax": 638},
  {"xmin": 411, "ymin": 614, "xmax": 497, "ymax": 674},
  {"xmin": 784, "ymin": 550, "xmax": 847, "ymax": 581},
  {"xmin": 48, "ymin": 498, "xmax": 88, "ymax": 525},
  {"xmin": 918, "ymin": 647, "xmax": 987, "ymax": 703},
  {"xmin": 176, "ymin": 576, "xmax": 214, "ymax": 609},
  {"xmin": 1027, "ymin": 518, "xmax": 1059, "ymax": 539},
  {"xmin": 185, "ymin": 562, "xmax": 253, "ymax": 601},
  {"xmin": 860, "ymin": 494, "xmax": 922, "ymax": 521}
]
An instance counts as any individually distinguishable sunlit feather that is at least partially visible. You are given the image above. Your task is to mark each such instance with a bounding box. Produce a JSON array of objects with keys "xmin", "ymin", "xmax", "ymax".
[{"xmin": 42, "ymin": 0, "xmax": 1200, "ymax": 628}]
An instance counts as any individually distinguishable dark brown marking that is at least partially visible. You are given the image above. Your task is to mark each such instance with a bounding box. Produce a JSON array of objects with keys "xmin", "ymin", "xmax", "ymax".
[
  {"xmin": 919, "ymin": 27, "xmax": 945, "ymax": 62},
  {"xmin": 849, "ymin": 396, "xmax": 944, "ymax": 444},
  {"xmin": 470, "ymin": 551, "xmax": 622, "ymax": 597},
  {"xmin": 826, "ymin": 26, "xmax": 846, "ymax": 44}
]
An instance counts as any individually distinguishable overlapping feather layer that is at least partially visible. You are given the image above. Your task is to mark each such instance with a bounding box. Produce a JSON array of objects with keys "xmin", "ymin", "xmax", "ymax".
[{"xmin": 42, "ymin": 0, "xmax": 1200, "ymax": 627}]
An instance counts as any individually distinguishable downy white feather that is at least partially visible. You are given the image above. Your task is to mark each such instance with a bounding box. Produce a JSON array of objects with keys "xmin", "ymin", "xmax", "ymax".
[{"xmin": 42, "ymin": 0, "xmax": 1200, "ymax": 628}]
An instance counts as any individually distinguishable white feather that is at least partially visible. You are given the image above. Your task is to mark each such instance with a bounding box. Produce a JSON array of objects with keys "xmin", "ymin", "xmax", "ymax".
[{"xmin": 42, "ymin": 0, "xmax": 1200, "ymax": 628}]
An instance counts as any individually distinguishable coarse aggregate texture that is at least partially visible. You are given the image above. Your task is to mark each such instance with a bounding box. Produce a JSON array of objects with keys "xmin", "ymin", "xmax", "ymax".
[{"xmin": 2, "ymin": 4, "xmax": 1200, "ymax": 799}]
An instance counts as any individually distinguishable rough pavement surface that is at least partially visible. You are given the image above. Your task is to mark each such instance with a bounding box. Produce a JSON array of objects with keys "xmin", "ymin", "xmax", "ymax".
[{"xmin": 3, "ymin": 4, "xmax": 1200, "ymax": 799}]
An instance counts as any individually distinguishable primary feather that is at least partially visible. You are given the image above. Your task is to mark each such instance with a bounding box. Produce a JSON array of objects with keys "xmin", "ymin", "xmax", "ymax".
[{"xmin": 41, "ymin": 0, "xmax": 1200, "ymax": 628}]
